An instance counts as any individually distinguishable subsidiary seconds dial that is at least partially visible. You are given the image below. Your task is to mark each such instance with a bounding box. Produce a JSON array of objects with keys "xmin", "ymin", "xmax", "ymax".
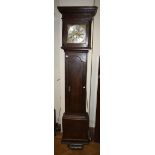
[{"xmin": 67, "ymin": 25, "xmax": 86, "ymax": 43}]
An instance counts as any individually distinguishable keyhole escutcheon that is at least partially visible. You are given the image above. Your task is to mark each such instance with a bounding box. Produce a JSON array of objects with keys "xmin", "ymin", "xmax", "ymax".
[{"xmin": 68, "ymin": 86, "xmax": 71, "ymax": 92}]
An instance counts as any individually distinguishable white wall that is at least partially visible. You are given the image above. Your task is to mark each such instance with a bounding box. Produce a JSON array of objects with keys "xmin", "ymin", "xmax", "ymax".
[
  {"xmin": 89, "ymin": 0, "xmax": 100, "ymax": 127},
  {"xmin": 59, "ymin": 0, "xmax": 94, "ymax": 6},
  {"xmin": 54, "ymin": 0, "xmax": 61, "ymax": 124},
  {"xmin": 54, "ymin": 0, "xmax": 100, "ymax": 128}
]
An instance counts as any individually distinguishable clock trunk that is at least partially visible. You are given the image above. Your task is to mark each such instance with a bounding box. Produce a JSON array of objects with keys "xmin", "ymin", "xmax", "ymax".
[{"xmin": 65, "ymin": 51, "xmax": 87, "ymax": 114}]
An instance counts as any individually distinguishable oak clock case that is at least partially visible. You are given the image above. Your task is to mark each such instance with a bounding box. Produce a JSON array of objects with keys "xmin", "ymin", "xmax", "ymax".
[{"xmin": 57, "ymin": 6, "xmax": 97, "ymax": 148}]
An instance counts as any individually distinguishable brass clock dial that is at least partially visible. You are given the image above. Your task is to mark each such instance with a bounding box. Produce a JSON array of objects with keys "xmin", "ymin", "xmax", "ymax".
[{"xmin": 67, "ymin": 25, "xmax": 86, "ymax": 43}]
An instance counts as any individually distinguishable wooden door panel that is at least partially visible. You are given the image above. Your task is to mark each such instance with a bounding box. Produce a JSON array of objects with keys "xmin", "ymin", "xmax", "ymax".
[{"xmin": 65, "ymin": 52, "xmax": 87, "ymax": 114}]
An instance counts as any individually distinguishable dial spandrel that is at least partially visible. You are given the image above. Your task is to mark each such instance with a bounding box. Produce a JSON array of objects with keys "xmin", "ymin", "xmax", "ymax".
[{"xmin": 67, "ymin": 25, "xmax": 86, "ymax": 43}]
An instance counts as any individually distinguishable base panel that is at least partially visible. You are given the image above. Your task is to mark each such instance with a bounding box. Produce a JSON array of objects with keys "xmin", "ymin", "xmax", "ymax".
[{"xmin": 61, "ymin": 113, "xmax": 89, "ymax": 145}]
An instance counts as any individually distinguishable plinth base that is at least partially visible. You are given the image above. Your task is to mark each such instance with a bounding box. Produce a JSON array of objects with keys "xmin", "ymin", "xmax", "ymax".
[{"xmin": 61, "ymin": 113, "xmax": 89, "ymax": 146}]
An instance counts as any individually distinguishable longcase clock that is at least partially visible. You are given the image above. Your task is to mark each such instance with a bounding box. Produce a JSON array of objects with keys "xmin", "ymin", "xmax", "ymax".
[{"xmin": 57, "ymin": 6, "xmax": 97, "ymax": 149}]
